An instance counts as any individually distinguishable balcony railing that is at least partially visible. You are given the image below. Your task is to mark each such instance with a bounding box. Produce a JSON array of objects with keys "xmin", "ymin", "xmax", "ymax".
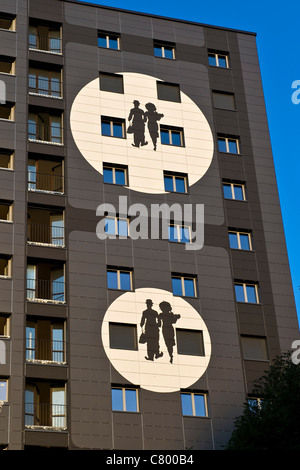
[
  {"xmin": 29, "ymin": 34, "xmax": 62, "ymax": 54},
  {"xmin": 25, "ymin": 402, "xmax": 66, "ymax": 429},
  {"xmin": 26, "ymin": 337, "xmax": 66, "ymax": 363},
  {"xmin": 27, "ymin": 278, "xmax": 65, "ymax": 303},
  {"xmin": 28, "ymin": 223, "xmax": 64, "ymax": 247},
  {"xmin": 29, "ymin": 76, "xmax": 62, "ymax": 98},
  {"xmin": 28, "ymin": 122, "xmax": 63, "ymax": 144},
  {"xmin": 28, "ymin": 170, "xmax": 64, "ymax": 193}
]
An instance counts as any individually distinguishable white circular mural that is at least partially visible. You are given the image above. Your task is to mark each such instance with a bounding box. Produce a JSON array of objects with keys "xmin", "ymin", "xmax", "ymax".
[
  {"xmin": 70, "ymin": 73, "xmax": 214, "ymax": 194},
  {"xmin": 101, "ymin": 288, "xmax": 211, "ymax": 393}
]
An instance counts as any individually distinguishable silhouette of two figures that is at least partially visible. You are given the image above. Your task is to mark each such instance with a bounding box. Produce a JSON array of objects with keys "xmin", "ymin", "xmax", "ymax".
[
  {"xmin": 128, "ymin": 101, "xmax": 164, "ymax": 151},
  {"xmin": 140, "ymin": 299, "xmax": 180, "ymax": 364}
]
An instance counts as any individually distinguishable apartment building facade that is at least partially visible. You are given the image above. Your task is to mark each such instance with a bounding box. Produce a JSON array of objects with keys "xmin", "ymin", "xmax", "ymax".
[{"xmin": 0, "ymin": 0, "xmax": 298, "ymax": 450}]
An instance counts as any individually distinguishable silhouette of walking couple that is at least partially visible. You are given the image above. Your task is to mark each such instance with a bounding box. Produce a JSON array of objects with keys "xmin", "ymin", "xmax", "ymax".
[
  {"xmin": 128, "ymin": 100, "xmax": 164, "ymax": 151},
  {"xmin": 140, "ymin": 299, "xmax": 181, "ymax": 364}
]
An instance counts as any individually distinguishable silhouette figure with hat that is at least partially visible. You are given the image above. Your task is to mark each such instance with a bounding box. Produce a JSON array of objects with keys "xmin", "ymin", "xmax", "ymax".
[
  {"xmin": 140, "ymin": 299, "xmax": 163, "ymax": 361},
  {"xmin": 128, "ymin": 100, "xmax": 148, "ymax": 148}
]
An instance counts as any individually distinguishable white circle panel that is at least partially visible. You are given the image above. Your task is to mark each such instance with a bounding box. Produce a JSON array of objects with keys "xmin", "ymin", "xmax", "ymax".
[
  {"xmin": 101, "ymin": 288, "xmax": 211, "ymax": 393},
  {"xmin": 70, "ymin": 73, "xmax": 214, "ymax": 194}
]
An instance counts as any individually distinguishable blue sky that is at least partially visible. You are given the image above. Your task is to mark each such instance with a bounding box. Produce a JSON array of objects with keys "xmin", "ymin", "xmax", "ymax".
[{"xmin": 77, "ymin": 0, "xmax": 300, "ymax": 326}]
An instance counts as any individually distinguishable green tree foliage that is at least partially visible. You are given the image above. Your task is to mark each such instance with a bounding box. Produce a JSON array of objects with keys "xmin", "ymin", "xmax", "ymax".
[{"xmin": 226, "ymin": 352, "xmax": 300, "ymax": 450}]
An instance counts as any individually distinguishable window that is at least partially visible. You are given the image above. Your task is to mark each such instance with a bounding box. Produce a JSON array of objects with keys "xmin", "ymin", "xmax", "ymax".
[
  {"xmin": 218, "ymin": 135, "xmax": 240, "ymax": 154},
  {"xmin": 176, "ymin": 329, "xmax": 205, "ymax": 356},
  {"xmin": 212, "ymin": 91, "xmax": 235, "ymax": 111},
  {"xmin": 0, "ymin": 202, "xmax": 12, "ymax": 221},
  {"xmin": 100, "ymin": 72, "xmax": 123, "ymax": 94},
  {"xmin": 27, "ymin": 157, "xmax": 63, "ymax": 193},
  {"xmin": 107, "ymin": 268, "xmax": 132, "ymax": 291},
  {"xmin": 168, "ymin": 224, "xmax": 191, "ymax": 243},
  {"xmin": 98, "ymin": 31, "xmax": 120, "ymax": 50},
  {"xmin": 103, "ymin": 164, "xmax": 128, "ymax": 185},
  {"xmin": 0, "ymin": 56, "xmax": 15, "ymax": 74},
  {"xmin": 0, "ymin": 315, "xmax": 9, "ymax": 336},
  {"xmin": 157, "ymin": 82, "xmax": 180, "ymax": 102},
  {"xmin": 0, "ymin": 150, "xmax": 13, "ymax": 169},
  {"xmin": 29, "ymin": 68, "xmax": 62, "ymax": 98},
  {"xmin": 154, "ymin": 41, "xmax": 175, "ymax": 59},
  {"xmin": 0, "ymin": 256, "xmax": 11, "ymax": 277},
  {"xmin": 241, "ymin": 336, "xmax": 268, "ymax": 361},
  {"xmin": 181, "ymin": 392, "xmax": 208, "ymax": 417},
  {"xmin": 234, "ymin": 282, "xmax": 259, "ymax": 304},
  {"xmin": 101, "ymin": 116, "xmax": 125, "ymax": 138},
  {"xmin": 111, "ymin": 387, "xmax": 138, "ymax": 412},
  {"xmin": 0, "ymin": 103, "xmax": 14, "ymax": 120},
  {"xmin": 104, "ymin": 215, "xmax": 129, "ymax": 237},
  {"xmin": 0, "ymin": 14, "xmax": 15, "ymax": 31},
  {"xmin": 26, "ymin": 320, "xmax": 65, "ymax": 363},
  {"xmin": 248, "ymin": 397, "xmax": 264, "ymax": 411},
  {"xmin": 109, "ymin": 323, "xmax": 138, "ymax": 351},
  {"xmin": 172, "ymin": 275, "xmax": 197, "ymax": 297},
  {"xmin": 164, "ymin": 172, "xmax": 188, "ymax": 193},
  {"xmin": 160, "ymin": 126, "xmax": 184, "ymax": 147},
  {"xmin": 0, "ymin": 380, "xmax": 7, "ymax": 402},
  {"xmin": 223, "ymin": 181, "xmax": 246, "ymax": 201},
  {"xmin": 229, "ymin": 230, "xmax": 252, "ymax": 251},
  {"xmin": 29, "ymin": 24, "xmax": 61, "ymax": 54},
  {"xmin": 28, "ymin": 112, "xmax": 63, "ymax": 144},
  {"xmin": 208, "ymin": 51, "xmax": 229, "ymax": 68}
]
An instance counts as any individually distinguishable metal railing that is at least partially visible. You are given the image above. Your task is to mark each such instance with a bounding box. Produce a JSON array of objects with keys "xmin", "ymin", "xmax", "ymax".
[
  {"xmin": 28, "ymin": 223, "xmax": 64, "ymax": 246},
  {"xmin": 26, "ymin": 338, "xmax": 66, "ymax": 363},
  {"xmin": 29, "ymin": 34, "xmax": 62, "ymax": 54},
  {"xmin": 28, "ymin": 122, "xmax": 63, "ymax": 144},
  {"xmin": 27, "ymin": 278, "xmax": 65, "ymax": 303},
  {"xmin": 28, "ymin": 170, "xmax": 64, "ymax": 193},
  {"xmin": 25, "ymin": 402, "xmax": 67, "ymax": 428},
  {"xmin": 29, "ymin": 76, "xmax": 62, "ymax": 98}
]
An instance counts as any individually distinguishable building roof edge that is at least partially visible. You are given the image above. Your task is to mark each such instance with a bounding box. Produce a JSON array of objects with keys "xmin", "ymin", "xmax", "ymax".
[{"xmin": 62, "ymin": 0, "xmax": 257, "ymax": 36}]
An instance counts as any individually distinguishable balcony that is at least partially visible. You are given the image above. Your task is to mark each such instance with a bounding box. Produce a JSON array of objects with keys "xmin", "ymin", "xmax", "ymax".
[
  {"xmin": 28, "ymin": 155, "xmax": 64, "ymax": 195},
  {"xmin": 25, "ymin": 382, "xmax": 66, "ymax": 430},
  {"xmin": 26, "ymin": 318, "xmax": 66, "ymax": 364},
  {"xmin": 28, "ymin": 207, "xmax": 64, "ymax": 247},
  {"xmin": 27, "ymin": 262, "xmax": 65, "ymax": 304},
  {"xmin": 29, "ymin": 75, "xmax": 62, "ymax": 99},
  {"xmin": 28, "ymin": 223, "xmax": 64, "ymax": 247},
  {"xmin": 28, "ymin": 120, "xmax": 63, "ymax": 145},
  {"xmin": 29, "ymin": 33, "xmax": 61, "ymax": 55}
]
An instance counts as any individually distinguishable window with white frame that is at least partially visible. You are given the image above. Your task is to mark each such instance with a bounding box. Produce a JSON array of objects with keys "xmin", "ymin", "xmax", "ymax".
[
  {"xmin": 208, "ymin": 51, "xmax": 229, "ymax": 68},
  {"xmin": 223, "ymin": 181, "xmax": 247, "ymax": 201},
  {"xmin": 234, "ymin": 282, "xmax": 259, "ymax": 304},
  {"xmin": 107, "ymin": 268, "xmax": 132, "ymax": 291},
  {"xmin": 168, "ymin": 223, "xmax": 191, "ymax": 244},
  {"xmin": 229, "ymin": 230, "xmax": 252, "ymax": 251},
  {"xmin": 160, "ymin": 126, "xmax": 184, "ymax": 147},
  {"xmin": 103, "ymin": 164, "xmax": 128, "ymax": 186},
  {"xmin": 154, "ymin": 41, "xmax": 175, "ymax": 59},
  {"xmin": 164, "ymin": 172, "xmax": 188, "ymax": 193},
  {"xmin": 104, "ymin": 215, "xmax": 129, "ymax": 237},
  {"xmin": 111, "ymin": 387, "xmax": 138, "ymax": 412},
  {"xmin": 101, "ymin": 116, "xmax": 126, "ymax": 139},
  {"xmin": 218, "ymin": 135, "xmax": 240, "ymax": 154},
  {"xmin": 181, "ymin": 392, "xmax": 208, "ymax": 417},
  {"xmin": 172, "ymin": 274, "xmax": 197, "ymax": 297},
  {"xmin": 98, "ymin": 31, "xmax": 120, "ymax": 50}
]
